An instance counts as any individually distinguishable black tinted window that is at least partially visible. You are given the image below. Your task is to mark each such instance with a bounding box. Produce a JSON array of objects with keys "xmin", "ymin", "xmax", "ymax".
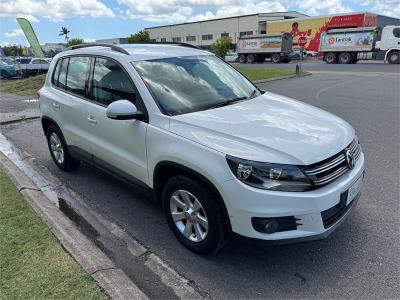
[
  {"xmin": 58, "ymin": 58, "xmax": 69, "ymax": 89},
  {"xmin": 91, "ymin": 58, "xmax": 136, "ymax": 106},
  {"xmin": 393, "ymin": 28, "xmax": 400, "ymax": 38},
  {"xmin": 52, "ymin": 59, "xmax": 62, "ymax": 86},
  {"xmin": 66, "ymin": 56, "xmax": 89, "ymax": 97}
]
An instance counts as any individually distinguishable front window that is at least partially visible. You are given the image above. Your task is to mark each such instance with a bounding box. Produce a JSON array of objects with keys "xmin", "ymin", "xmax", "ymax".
[{"xmin": 133, "ymin": 55, "xmax": 258, "ymax": 115}]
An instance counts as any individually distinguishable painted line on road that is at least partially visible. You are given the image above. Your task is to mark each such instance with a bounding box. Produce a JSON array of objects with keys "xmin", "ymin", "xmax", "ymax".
[{"xmin": 311, "ymin": 70, "xmax": 399, "ymax": 76}]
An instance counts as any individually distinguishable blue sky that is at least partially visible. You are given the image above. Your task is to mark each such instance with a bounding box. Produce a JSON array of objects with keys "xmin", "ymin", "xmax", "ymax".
[{"xmin": 0, "ymin": 0, "xmax": 398, "ymax": 46}]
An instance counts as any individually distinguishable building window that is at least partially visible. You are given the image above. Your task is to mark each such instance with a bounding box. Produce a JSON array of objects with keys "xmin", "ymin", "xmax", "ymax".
[
  {"xmin": 221, "ymin": 32, "xmax": 229, "ymax": 38},
  {"xmin": 260, "ymin": 30, "xmax": 266, "ymax": 34},
  {"xmin": 240, "ymin": 31, "xmax": 253, "ymax": 37},
  {"xmin": 202, "ymin": 34, "xmax": 213, "ymax": 41},
  {"xmin": 172, "ymin": 37, "xmax": 181, "ymax": 42},
  {"xmin": 150, "ymin": 39, "xmax": 156, "ymax": 42},
  {"xmin": 160, "ymin": 38, "xmax": 167, "ymax": 42},
  {"xmin": 186, "ymin": 35, "xmax": 196, "ymax": 42}
]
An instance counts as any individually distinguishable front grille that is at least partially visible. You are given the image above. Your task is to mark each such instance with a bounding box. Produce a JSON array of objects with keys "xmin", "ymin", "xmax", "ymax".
[{"xmin": 303, "ymin": 137, "xmax": 361, "ymax": 187}]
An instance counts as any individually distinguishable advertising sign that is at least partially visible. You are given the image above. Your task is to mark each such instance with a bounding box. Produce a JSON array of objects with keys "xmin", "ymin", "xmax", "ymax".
[
  {"xmin": 320, "ymin": 31, "xmax": 374, "ymax": 51},
  {"xmin": 240, "ymin": 36, "xmax": 282, "ymax": 50},
  {"xmin": 16, "ymin": 18, "xmax": 45, "ymax": 58},
  {"xmin": 266, "ymin": 13, "xmax": 377, "ymax": 52}
]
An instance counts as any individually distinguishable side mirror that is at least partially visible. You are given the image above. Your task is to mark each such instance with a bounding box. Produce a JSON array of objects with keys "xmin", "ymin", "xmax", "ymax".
[{"xmin": 106, "ymin": 100, "xmax": 139, "ymax": 120}]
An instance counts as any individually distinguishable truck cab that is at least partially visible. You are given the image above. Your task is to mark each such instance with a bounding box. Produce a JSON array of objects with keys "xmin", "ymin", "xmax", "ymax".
[{"xmin": 376, "ymin": 26, "xmax": 400, "ymax": 64}]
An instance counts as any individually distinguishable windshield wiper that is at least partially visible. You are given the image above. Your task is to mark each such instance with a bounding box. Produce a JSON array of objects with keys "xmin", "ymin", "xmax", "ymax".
[
  {"xmin": 247, "ymin": 88, "xmax": 259, "ymax": 99},
  {"xmin": 205, "ymin": 97, "xmax": 247, "ymax": 110}
]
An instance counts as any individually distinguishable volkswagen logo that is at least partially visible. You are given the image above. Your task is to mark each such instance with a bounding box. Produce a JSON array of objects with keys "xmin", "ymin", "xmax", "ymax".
[{"xmin": 345, "ymin": 149, "xmax": 355, "ymax": 169}]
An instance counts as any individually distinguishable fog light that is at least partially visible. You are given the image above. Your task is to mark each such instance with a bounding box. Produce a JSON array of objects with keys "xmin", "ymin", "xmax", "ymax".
[{"xmin": 264, "ymin": 220, "xmax": 279, "ymax": 234}]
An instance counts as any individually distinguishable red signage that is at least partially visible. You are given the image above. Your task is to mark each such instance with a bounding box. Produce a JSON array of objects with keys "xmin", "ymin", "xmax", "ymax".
[{"xmin": 298, "ymin": 36, "xmax": 307, "ymax": 47}]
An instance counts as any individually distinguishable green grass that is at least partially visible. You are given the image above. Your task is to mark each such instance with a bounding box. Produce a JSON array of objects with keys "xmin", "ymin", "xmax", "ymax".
[
  {"xmin": 0, "ymin": 74, "xmax": 46, "ymax": 96},
  {"xmin": 237, "ymin": 67, "xmax": 308, "ymax": 81},
  {"xmin": 0, "ymin": 170, "xmax": 104, "ymax": 299}
]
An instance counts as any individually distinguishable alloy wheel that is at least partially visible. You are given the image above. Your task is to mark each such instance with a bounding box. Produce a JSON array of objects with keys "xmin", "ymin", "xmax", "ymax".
[
  {"xmin": 49, "ymin": 133, "xmax": 65, "ymax": 164},
  {"xmin": 169, "ymin": 190, "xmax": 209, "ymax": 242}
]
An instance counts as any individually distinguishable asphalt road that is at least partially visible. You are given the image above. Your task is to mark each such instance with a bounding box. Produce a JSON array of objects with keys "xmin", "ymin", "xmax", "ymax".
[{"xmin": 1, "ymin": 65, "xmax": 399, "ymax": 298}]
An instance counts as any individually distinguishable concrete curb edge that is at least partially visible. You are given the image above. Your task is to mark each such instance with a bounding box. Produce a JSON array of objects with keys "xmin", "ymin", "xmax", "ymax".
[{"xmin": 253, "ymin": 72, "xmax": 312, "ymax": 84}]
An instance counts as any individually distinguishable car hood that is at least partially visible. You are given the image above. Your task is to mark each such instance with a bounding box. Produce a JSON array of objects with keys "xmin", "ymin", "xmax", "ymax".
[{"xmin": 169, "ymin": 92, "xmax": 354, "ymax": 165}]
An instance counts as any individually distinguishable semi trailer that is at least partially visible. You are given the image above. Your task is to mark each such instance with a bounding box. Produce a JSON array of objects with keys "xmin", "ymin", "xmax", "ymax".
[
  {"xmin": 236, "ymin": 33, "xmax": 293, "ymax": 64},
  {"xmin": 320, "ymin": 26, "xmax": 400, "ymax": 64}
]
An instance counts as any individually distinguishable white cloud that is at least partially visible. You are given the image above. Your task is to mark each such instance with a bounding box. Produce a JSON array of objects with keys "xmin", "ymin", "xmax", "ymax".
[
  {"xmin": 118, "ymin": 0, "xmax": 287, "ymax": 23},
  {"xmin": 189, "ymin": 1, "xmax": 286, "ymax": 22},
  {"xmin": 5, "ymin": 28, "xmax": 24, "ymax": 37},
  {"xmin": 296, "ymin": 0, "xmax": 352, "ymax": 16},
  {"xmin": 357, "ymin": 0, "xmax": 400, "ymax": 18},
  {"xmin": 0, "ymin": 0, "xmax": 115, "ymax": 21}
]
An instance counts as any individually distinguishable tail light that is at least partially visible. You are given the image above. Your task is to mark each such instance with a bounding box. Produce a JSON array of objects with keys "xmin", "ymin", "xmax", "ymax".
[{"xmin": 37, "ymin": 88, "xmax": 42, "ymax": 98}]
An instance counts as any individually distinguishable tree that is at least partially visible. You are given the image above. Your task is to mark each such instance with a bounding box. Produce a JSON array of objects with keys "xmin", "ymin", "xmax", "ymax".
[
  {"xmin": 59, "ymin": 27, "xmax": 70, "ymax": 42},
  {"xmin": 67, "ymin": 38, "xmax": 84, "ymax": 47},
  {"xmin": 211, "ymin": 37, "xmax": 232, "ymax": 59},
  {"xmin": 127, "ymin": 30, "xmax": 150, "ymax": 43},
  {"xmin": 2, "ymin": 45, "xmax": 24, "ymax": 56}
]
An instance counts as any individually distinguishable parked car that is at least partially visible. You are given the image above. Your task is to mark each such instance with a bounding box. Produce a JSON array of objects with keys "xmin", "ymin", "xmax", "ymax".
[
  {"xmin": 0, "ymin": 59, "xmax": 16, "ymax": 79},
  {"xmin": 14, "ymin": 57, "xmax": 50, "ymax": 77},
  {"xmin": 39, "ymin": 43, "xmax": 365, "ymax": 254},
  {"xmin": 224, "ymin": 51, "xmax": 238, "ymax": 62}
]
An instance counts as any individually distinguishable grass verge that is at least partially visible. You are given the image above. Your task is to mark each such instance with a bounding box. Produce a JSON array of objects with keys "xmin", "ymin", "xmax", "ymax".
[
  {"xmin": 0, "ymin": 74, "xmax": 46, "ymax": 97},
  {"xmin": 0, "ymin": 169, "xmax": 104, "ymax": 299},
  {"xmin": 237, "ymin": 67, "xmax": 309, "ymax": 81}
]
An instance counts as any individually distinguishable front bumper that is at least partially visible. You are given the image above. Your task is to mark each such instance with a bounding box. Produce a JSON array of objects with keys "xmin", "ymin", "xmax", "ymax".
[{"xmin": 219, "ymin": 152, "xmax": 365, "ymax": 242}]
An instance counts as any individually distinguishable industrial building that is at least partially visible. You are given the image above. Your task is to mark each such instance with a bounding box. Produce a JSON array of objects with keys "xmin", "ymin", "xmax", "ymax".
[{"xmin": 145, "ymin": 12, "xmax": 307, "ymax": 49}]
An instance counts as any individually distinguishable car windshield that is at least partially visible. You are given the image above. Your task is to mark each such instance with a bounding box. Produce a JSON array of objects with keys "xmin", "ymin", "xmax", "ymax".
[{"xmin": 133, "ymin": 55, "xmax": 259, "ymax": 115}]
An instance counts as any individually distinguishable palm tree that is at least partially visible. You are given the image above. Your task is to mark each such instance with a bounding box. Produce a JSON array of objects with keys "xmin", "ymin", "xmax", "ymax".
[{"xmin": 59, "ymin": 27, "xmax": 70, "ymax": 42}]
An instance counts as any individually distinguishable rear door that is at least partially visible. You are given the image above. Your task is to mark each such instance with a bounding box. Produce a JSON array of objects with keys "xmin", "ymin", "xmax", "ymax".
[
  {"xmin": 85, "ymin": 57, "xmax": 149, "ymax": 184},
  {"xmin": 51, "ymin": 56, "xmax": 92, "ymax": 156}
]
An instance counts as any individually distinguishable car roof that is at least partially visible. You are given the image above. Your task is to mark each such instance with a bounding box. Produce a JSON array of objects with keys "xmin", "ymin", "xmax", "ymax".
[{"xmin": 60, "ymin": 43, "xmax": 212, "ymax": 62}]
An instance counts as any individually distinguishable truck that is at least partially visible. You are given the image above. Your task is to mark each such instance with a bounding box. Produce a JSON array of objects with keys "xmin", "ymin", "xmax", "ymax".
[
  {"xmin": 320, "ymin": 26, "xmax": 400, "ymax": 64},
  {"xmin": 236, "ymin": 33, "xmax": 293, "ymax": 64}
]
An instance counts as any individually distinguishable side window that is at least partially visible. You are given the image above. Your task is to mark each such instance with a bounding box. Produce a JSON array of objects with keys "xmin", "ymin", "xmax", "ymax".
[
  {"xmin": 393, "ymin": 28, "xmax": 400, "ymax": 38},
  {"xmin": 58, "ymin": 58, "xmax": 69, "ymax": 90},
  {"xmin": 65, "ymin": 56, "xmax": 90, "ymax": 97},
  {"xmin": 91, "ymin": 58, "xmax": 137, "ymax": 107},
  {"xmin": 52, "ymin": 59, "xmax": 62, "ymax": 86}
]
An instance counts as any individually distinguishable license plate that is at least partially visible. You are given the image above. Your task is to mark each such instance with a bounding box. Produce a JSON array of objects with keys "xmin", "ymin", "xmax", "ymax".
[{"xmin": 347, "ymin": 175, "xmax": 363, "ymax": 205}]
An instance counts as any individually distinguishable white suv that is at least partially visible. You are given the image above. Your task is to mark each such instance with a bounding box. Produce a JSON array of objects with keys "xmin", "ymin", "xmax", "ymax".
[{"xmin": 39, "ymin": 43, "xmax": 365, "ymax": 254}]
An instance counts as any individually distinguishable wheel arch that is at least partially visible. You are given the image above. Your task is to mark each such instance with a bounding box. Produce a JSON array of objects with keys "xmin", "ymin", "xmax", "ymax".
[
  {"xmin": 41, "ymin": 116, "xmax": 59, "ymax": 135},
  {"xmin": 153, "ymin": 161, "xmax": 232, "ymax": 233}
]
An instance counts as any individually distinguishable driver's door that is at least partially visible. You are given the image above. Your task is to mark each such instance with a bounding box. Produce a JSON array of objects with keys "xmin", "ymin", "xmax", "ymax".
[{"xmin": 86, "ymin": 57, "xmax": 148, "ymax": 184}]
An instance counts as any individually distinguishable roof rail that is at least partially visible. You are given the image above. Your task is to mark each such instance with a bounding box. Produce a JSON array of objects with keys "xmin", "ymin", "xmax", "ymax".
[
  {"xmin": 67, "ymin": 43, "xmax": 130, "ymax": 55},
  {"xmin": 129, "ymin": 42, "xmax": 202, "ymax": 50}
]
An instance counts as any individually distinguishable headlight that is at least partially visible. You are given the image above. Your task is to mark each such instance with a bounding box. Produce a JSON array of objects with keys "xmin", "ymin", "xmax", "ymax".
[{"xmin": 226, "ymin": 155, "xmax": 312, "ymax": 192}]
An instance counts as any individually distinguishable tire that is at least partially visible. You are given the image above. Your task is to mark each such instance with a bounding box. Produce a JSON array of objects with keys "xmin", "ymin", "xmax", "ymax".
[
  {"xmin": 388, "ymin": 51, "xmax": 399, "ymax": 64},
  {"xmin": 246, "ymin": 54, "xmax": 255, "ymax": 63},
  {"xmin": 162, "ymin": 175, "xmax": 226, "ymax": 254},
  {"xmin": 325, "ymin": 52, "xmax": 337, "ymax": 64},
  {"xmin": 338, "ymin": 52, "xmax": 352, "ymax": 64},
  {"xmin": 238, "ymin": 54, "xmax": 246, "ymax": 64},
  {"xmin": 271, "ymin": 53, "xmax": 281, "ymax": 63},
  {"xmin": 1, "ymin": 71, "xmax": 9, "ymax": 80},
  {"xmin": 46, "ymin": 124, "xmax": 80, "ymax": 171}
]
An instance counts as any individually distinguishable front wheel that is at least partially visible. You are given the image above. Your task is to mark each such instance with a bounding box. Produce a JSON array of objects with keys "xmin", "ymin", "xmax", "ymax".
[
  {"xmin": 388, "ymin": 51, "xmax": 399, "ymax": 64},
  {"xmin": 162, "ymin": 175, "xmax": 226, "ymax": 254}
]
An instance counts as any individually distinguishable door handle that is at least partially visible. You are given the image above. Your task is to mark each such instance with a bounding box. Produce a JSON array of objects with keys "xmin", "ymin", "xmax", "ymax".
[
  {"xmin": 52, "ymin": 102, "xmax": 60, "ymax": 109},
  {"xmin": 87, "ymin": 116, "xmax": 97, "ymax": 125}
]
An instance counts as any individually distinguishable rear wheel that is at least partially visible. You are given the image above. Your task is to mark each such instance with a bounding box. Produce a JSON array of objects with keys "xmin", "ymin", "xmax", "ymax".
[
  {"xmin": 325, "ymin": 52, "xmax": 337, "ymax": 64},
  {"xmin": 162, "ymin": 175, "xmax": 226, "ymax": 254},
  {"xmin": 246, "ymin": 54, "xmax": 255, "ymax": 63},
  {"xmin": 46, "ymin": 124, "xmax": 80, "ymax": 171},
  {"xmin": 338, "ymin": 52, "xmax": 352, "ymax": 64},
  {"xmin": 388, "ymin": 51, "xmax": 399, "ymax": 64},
  {"xmin": 238, "ymin": 54, "xmax": 246, "ymax": 64},
  {"xmin": 271, "ymin": 53, "xmax": 281, "ymax": 63},
  {"xmin": 1, "ymin": 71, "xmax": 9, "ymax": 80}
]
